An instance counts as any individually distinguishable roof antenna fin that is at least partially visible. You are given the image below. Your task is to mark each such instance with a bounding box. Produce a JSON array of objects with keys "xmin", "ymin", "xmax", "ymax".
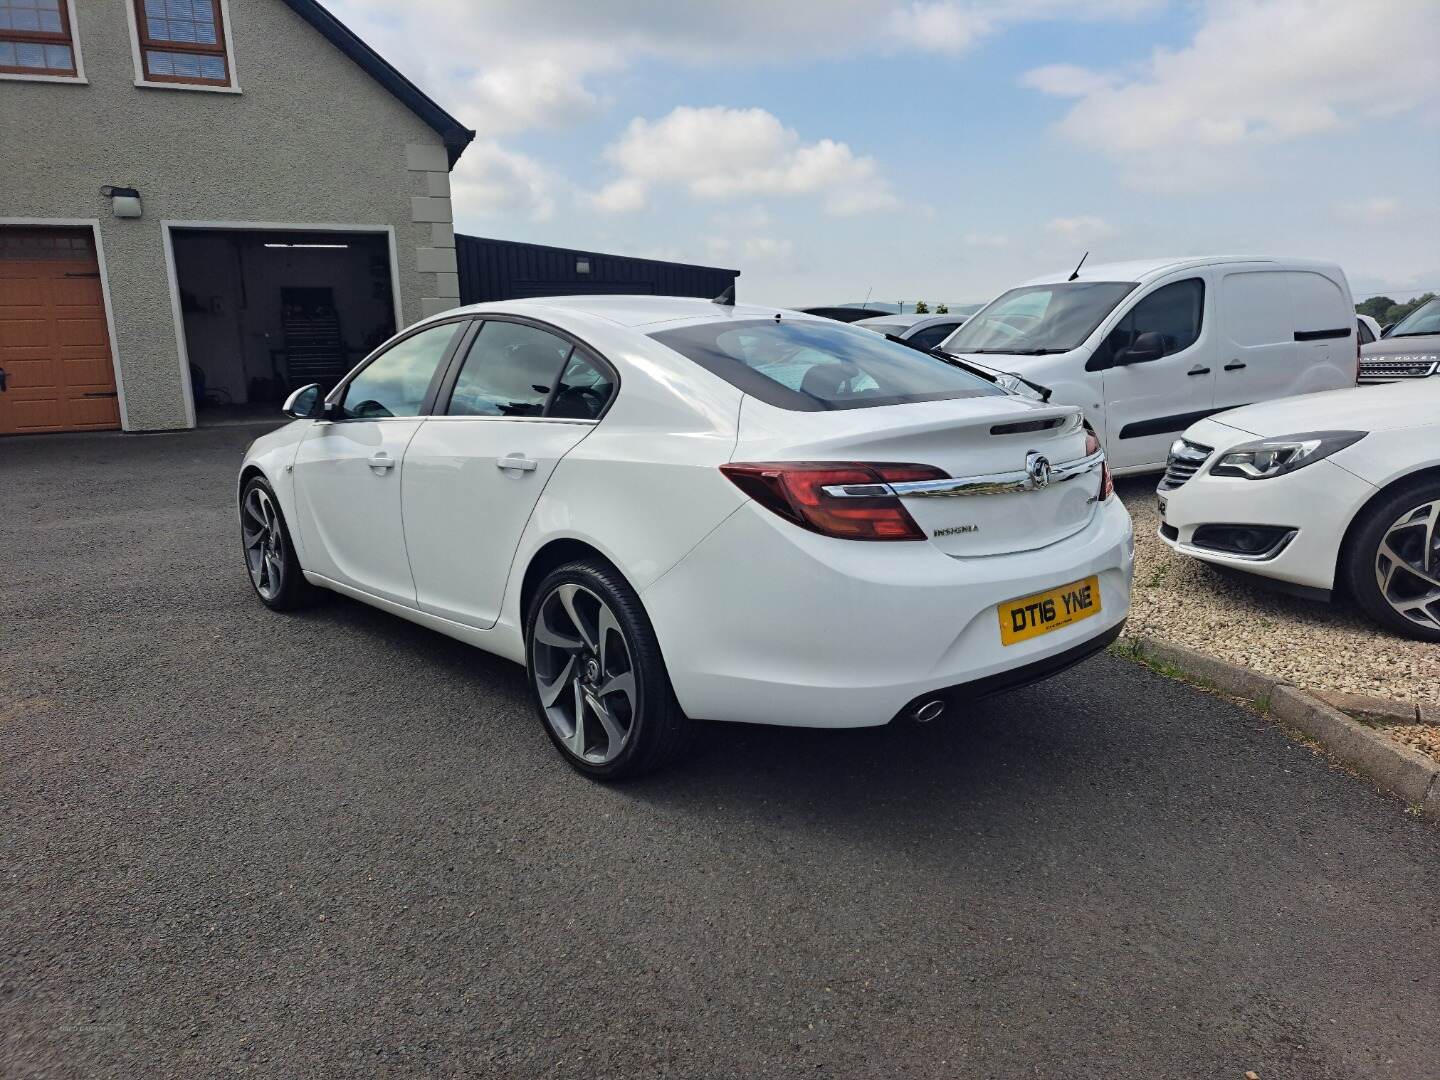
[
  {"xmin": 1067, "ymin": 251, "xmax": 1089, "ymax": 282},
  {"xmin": 712, "ymin": 283, "xmax": 735, "ymax": 306}
]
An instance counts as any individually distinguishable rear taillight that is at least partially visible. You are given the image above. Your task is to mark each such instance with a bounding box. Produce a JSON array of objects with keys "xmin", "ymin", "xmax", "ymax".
[
  {"xmin": 720, "ymin": 461, "xmax": 946, "ymax": 541},
  {"xmin": 1354, "ymin": 332, "xmax": 1362, "ymax": 384},
  {"xmin": 1084, "ymin": 424, "xmax": 1114, "ymax": 501}
]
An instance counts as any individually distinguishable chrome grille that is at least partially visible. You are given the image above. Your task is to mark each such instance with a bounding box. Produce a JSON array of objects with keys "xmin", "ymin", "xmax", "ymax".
[
  {"xmin": 1358, "ymin": 359, "xmax": 1438, "ymax": 383},
  {"xmin": 1159, "ymin": 438, "xmax": 1213, "ymax": 491}
]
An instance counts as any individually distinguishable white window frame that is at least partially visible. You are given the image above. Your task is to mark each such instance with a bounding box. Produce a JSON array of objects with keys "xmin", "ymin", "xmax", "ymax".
[
  {"xmin": 125, "ymin": 0, "xmax": 240, "ymax": 94},
  {"xmin": 0, "ymin": 0, "xmax": 88, "ymax": 85}
]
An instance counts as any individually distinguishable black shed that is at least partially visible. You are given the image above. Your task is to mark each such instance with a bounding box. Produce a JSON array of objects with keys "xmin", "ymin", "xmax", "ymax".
[{"xmin": 455, "ymin": 235, "xmax": 740, "ymax": 305}]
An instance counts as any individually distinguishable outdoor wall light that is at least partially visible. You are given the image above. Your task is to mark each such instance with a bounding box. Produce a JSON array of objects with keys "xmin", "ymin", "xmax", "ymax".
[
  {"xmin": 576, "ymin": 257, "xmax": 591, "ymax": 274},
  {"xmin": 100, "ymin": 185, "xmax": 142, "ymax": 219}
]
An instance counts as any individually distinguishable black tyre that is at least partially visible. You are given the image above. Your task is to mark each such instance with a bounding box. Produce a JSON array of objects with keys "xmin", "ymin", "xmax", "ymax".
[
  {"xmin": 525, "ymin": 559, "xmax": 695, "ymax": 780},
  {"xmin": 240, "ymin": 476, "xmax": 320, "ymax": 611},
  {"xmin": 1341, "ymin": 475, "xmax": 1440, "ymax": 642}
]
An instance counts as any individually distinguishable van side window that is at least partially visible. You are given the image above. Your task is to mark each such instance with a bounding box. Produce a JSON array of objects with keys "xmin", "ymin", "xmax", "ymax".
[
  {"xmin": 1357, "ymin": 319, "xmax": 1374, "ymax": 345},
  {"xmin": 1105, "ymin": 278, "xmax": 1204, "ymax": 361}
]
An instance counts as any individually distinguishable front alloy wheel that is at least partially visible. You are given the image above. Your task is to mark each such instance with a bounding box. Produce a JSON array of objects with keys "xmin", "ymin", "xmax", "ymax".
[
  {"xmin": 242, "ymin": 485, "xmax": 287, "ymax": 601},
  {"xmin": 1373, "ymin": 498, "xmax": 1440, "ymax": 633},
  {"xmin": 1345, "ymin": 477, "xmax": 1440, "ymax": 642}
]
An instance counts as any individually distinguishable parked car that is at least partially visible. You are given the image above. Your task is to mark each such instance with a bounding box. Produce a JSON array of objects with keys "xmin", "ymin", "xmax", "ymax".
[
  {"xmin": 1358, "ymin": 296, "xmax": 1440, "ymax": 383},
  {"xmin": 1156, "ymin": 379, "xmax": 1440, "ymax": 640},
  {"xmin": 239, "ymin": 297, "xmax": 1133, "ymax": 778},
  {"xmin": 854, "ymin": 312, "xmax": 968, "ymax": 351},
  {"xmin": 1356, "ymin": 313, "xmax": 1383, "ymax": 345},
  {"xmin": 938, "ymin": 257, "xmax": 1358, "ymax": 475},
  {"xmin": 799, "ymin": 306, "xmax": 889, "ymax": 323}
]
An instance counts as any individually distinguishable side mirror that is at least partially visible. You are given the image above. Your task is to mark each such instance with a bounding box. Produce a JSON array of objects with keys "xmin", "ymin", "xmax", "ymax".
[
  {"xmin": 1115, "ymin": 331, "xmax": 1165, "ymax": 365},
  {"xmin": 282, "ymin": 383, "xmax": 323, "ymax": 419}
]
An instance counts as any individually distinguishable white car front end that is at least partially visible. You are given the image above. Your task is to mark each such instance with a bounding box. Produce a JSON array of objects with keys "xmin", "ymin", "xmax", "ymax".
[{"xmin": 1157, "ymin": 381, "xmax": 1440, "ymax": 599}]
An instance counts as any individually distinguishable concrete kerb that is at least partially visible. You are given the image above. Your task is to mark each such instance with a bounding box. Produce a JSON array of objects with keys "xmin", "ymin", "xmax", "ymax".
[{"xmin": 1114, "ymin": 634, "xmax": 1439, "ymax": 821}]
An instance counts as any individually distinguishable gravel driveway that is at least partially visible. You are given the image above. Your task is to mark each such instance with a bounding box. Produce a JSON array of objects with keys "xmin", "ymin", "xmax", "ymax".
[
  {"xmin": 1119, "ymin": 477, "xmax": 1440, "ymax": 708},
  {"xmin": 3, "ymin": 425, "xmax": 1438, "ymax": 1079}
]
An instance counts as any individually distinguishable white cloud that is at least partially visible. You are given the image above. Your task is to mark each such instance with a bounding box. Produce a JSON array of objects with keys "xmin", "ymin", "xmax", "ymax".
[
  {"xmin": 1023, "ymin": 0, "xmax": 1440, "ymax": 191},
  {"xmin": 888, "ymin": 2, "xmax": 995, "ymax": 52},
  {"xmin": 962, "ymin": 232, "xmax": 1010, "ymax": 248},
  {"xmin": 1336, "ymin": 196, "xmax": 1401, "ymax": 225},
  {"xmin": 592, "ymin": 106, "xmax": 898, "ymax": 217},
  {"xmin": 1020, "ymin": 63, "xmax": 1116, "ymax": 98},
  {"xmin": 1046, "ymin": 215, "xmax": 1113, "ymax": 240},
  {"xmin": 462, "ymin": 58, "xmax": 608, "ymax": 136},
  {"xmin": 449, "ymin": 141, "xmax": 560, "ymax": 223},
  {"xmin": 743, "ymin": 237, "xmax": 795, "ymax": 261}
]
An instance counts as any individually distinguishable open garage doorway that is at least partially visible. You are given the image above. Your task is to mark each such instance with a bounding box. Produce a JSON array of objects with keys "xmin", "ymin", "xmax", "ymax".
[{"xmin": 168, "ymin": 226, "xmax": 399, "ymax": 425}]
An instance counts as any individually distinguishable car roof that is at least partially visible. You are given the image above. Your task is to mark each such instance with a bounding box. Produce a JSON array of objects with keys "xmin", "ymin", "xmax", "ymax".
[
  {"xmin": 1019, "ymin": 256, "xmax": 1345, "ymax": 287},
  {"xmin": 854, "ymin": 314, "xmax": 923, "ymax": 327},
  {"xmin": 445, "ymin": 294, "xmax": 802, "ymax": 329}
]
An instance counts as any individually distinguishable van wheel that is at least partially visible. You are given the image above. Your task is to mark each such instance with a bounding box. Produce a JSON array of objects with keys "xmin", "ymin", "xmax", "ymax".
[
  {"xmin": 1342, "ymin": 477, "xmax": 1440, "ymax": 641},
  {"xmin": 525, "ymin": 559, "xmax": 695, "ymax": 780}
]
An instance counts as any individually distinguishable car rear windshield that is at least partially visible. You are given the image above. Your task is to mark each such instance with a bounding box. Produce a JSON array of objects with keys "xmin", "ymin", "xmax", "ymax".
[
  {"xmin": 943, "ymin": 281, "xmax": 1137, "ymax": 354},
  {"xmin": 649, "ymin": 318, "xmax": 1003, "ymax": 411}
]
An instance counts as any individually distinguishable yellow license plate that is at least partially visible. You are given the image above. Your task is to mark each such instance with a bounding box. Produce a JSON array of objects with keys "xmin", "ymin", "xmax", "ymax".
[{"xmin": 998, "ymin": 575, "xmax": 1101, "ymax": 646}]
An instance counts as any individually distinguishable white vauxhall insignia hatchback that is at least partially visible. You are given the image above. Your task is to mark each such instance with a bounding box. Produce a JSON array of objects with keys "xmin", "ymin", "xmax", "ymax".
[{"xmin": 239, "ymin": 296, "xmax": 1134, "ymax": 778}]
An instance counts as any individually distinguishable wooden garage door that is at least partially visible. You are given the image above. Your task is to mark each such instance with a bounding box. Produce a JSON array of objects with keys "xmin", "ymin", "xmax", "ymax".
[{"xmin": 0, "ymin": 228, "xmax": 120, "ymax": 435}]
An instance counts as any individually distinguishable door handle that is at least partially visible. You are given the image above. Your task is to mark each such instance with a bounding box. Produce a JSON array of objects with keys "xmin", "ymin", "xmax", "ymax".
[
  {"xmin": 1223, "ymin": 361, "xmax": 1247, "ymax": 371},
  {"xmin": 1187, "ymin": 365, "xmax": 1211, "ymax": 376},
  {"xmin": 0, "ymin": 367, "xmax": 6, "ymax": 392},
  {"xmin": 497, "ymin": 454, "xmax": 538, "ymax": 472},
  {"xmin": 367, "ymin": 452, "xmax": 395, "ymax": 471}
]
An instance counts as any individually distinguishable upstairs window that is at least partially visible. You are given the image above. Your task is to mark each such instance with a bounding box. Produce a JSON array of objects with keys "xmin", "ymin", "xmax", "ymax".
[
  {"xmin": 0, "ymin": 0, "xmax": 77, "ymax": 77},
  {"xmin": 133, "ymin": 0, "xmax": 230, "ymax": 85}
]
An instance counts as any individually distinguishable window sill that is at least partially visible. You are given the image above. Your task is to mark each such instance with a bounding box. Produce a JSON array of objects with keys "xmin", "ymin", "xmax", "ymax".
[
  {"xmin": 133, "ymin": 78, "xmax": 241, "ymax": 94},
  {"xmin": 0, "ymin": 72, "xmax": 87, "ymax": 85}
]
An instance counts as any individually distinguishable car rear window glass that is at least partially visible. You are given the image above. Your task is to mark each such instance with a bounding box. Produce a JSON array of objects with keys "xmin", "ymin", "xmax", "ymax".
[{"xmin": 650, "ymin": 318, "xmax": 1003, "ymax": 411}]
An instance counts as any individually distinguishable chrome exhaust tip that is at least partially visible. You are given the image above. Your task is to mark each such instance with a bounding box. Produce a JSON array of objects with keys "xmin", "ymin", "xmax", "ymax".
[{"xmin": 911, "ymin": 699, "xmax": 946, "ymax": 723}]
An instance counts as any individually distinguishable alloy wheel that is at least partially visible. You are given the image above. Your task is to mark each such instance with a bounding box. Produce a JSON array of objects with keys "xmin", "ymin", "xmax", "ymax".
[
  {"xmin": 242, "ymin": 487, "xmax": 286, "ymax": 601},
  {"xmin": 532, "ymin": 583, "xmax": 638, "ymax": 764},
  {"xmin": 1374, "ymin": 499, "xmax": 1440, "ymax": 631}
]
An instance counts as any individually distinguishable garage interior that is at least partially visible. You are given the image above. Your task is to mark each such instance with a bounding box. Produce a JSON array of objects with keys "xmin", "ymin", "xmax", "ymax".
[{"xmin": 171, "ymin": 228, "xmax": 397, "ymax": 422}]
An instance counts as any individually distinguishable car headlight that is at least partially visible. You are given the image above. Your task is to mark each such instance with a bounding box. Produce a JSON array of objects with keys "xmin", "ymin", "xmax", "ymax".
[{"xmin": 1209, "ymin": 430, "xmax": 1366, "ymax": 480}]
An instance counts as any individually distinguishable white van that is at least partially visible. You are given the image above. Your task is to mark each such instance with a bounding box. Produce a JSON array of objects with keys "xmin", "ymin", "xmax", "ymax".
[{"xmin": 939, "ymin": 257, "xmax": 1358, "ymax": 473}]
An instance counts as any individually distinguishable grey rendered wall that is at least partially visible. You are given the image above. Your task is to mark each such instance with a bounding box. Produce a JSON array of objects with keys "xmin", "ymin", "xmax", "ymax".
[{"xmin": 0, "ymin": 0, "xmax": 461, "ymax": 430}]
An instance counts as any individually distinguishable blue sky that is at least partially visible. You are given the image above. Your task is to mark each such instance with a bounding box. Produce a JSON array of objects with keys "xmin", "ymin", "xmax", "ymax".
[{"xmin": 330, "ymin": 0, "xmax": 1439, "ymax": 307}]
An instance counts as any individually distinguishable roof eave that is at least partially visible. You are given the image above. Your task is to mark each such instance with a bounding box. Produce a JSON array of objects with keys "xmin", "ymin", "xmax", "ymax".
[{"xmin": 281, "ymin": 0, "xmax": 475, "ymax": 169}]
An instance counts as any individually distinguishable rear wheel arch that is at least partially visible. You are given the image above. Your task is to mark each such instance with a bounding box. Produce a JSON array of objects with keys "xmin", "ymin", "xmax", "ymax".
[
  {"xmin": 520, "ymin": 538, "xmax": 625, "ymax": 623},
  {"xmin": 1335, "ymin": 463, "xmax": 1440, "ymax": 597}
]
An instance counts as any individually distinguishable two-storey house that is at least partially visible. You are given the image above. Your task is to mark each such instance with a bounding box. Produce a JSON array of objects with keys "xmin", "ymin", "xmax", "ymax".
[{"xmin": 0, "ymin": 0, "xmax": 474, "ymax": 434}]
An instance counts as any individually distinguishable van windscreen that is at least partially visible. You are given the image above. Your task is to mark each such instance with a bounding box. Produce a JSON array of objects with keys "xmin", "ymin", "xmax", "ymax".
[{"xmin": 944, "ymin": 281, "xmax": 1137, "ymax": 354}]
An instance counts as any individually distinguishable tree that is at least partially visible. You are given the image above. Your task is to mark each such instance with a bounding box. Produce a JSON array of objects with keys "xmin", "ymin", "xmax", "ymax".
[
  {"xmin": 914, "ymin": 300, "xmax": 930, "ymax": 314},
  {"xmin": 935, "ymin": 303, "xmax": 949, "ymax": 314},
  {"xmin": 1356, "ymin": 296, "xmax": 1395, "ymax": 320}
]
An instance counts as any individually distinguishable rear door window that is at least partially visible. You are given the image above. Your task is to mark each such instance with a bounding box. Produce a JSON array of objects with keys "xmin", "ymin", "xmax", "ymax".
[
  {"xmin": 447, "ymin": 321, "xmax": 574, "ymax": 417},
  {"xmin": 650, "ymin": 318, "xmax": 1003, "ymax": 411},
  {"xmin": 906, "ymin": 322, "xmax": 961, "ymax": 351}
]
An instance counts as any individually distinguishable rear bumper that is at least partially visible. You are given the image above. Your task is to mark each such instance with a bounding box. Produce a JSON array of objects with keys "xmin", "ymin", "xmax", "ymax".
[
  {"xmin": 641, "ymin": 496, "xmax": 1134, "ymax": 728},
  {"xmin": 892, "ymin": 620, "xmax": 1124, "ymax": 722}
]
